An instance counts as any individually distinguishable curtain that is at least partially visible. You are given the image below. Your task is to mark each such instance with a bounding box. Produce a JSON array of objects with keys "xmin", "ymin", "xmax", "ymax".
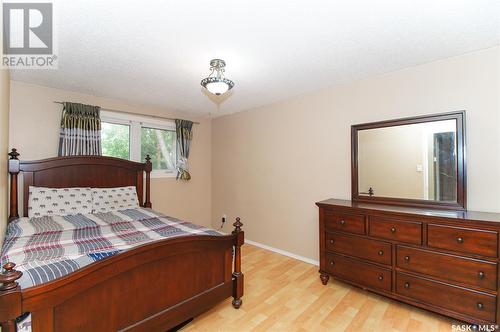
[
  {"xmin": 175, "ymin": 119, "xmax": 193, "ymax": 181},
  {"xmin": 58, "ymin": 102, "xmax": 102, "ymax": 156}
]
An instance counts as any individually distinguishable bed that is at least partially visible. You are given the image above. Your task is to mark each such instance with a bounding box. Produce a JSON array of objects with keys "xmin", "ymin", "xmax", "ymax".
[{"xmin": 0, "ymin": 149, "xmax": 244, "ymax": 332}]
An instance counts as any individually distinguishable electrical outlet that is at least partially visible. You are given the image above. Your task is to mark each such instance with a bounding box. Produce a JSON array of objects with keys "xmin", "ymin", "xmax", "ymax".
[{"xmin": 221, "ymin": 214, "xmax": 227, "ymax": 229}]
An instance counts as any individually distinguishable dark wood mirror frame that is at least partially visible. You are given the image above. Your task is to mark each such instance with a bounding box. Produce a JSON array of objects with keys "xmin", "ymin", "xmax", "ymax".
[{"xmin": 351, "ymin": 110, "xmax": 466, "ymax": 211}]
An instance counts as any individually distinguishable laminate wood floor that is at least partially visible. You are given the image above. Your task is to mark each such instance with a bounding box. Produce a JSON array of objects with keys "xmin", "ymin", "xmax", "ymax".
[{"xmin": 182, "ymin": 244, "xmax": 457, "ymax": 332}]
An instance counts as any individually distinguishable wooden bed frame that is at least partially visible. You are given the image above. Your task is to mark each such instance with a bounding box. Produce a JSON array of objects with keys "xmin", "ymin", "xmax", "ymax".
[{"xmin": 0, "ymin": 149, "xmax": 244, "ymax": 332}]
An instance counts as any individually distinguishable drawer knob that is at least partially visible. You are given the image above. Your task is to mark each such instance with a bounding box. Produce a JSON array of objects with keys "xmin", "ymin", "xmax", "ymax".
[
  {"xmin": 340, "ymin": 220, "xmax": 346, "ymax": 225},
  {"xmin": 477, "ymin": 302, "xmax": 484, "ymax": 310},
  {"xmin": 404, "ymin": 282, "xmax": 410, "ymax": 289},
  {"xmin": 404, "ymin": 256, "xmax": 410, "ymax": 262},
  {"xmin": 390, "ymin": 227, "xmax": 397, "ymax": 233},
  {"xmin": 329, "ymin": 239, "xmax": 334, "ymax": 244},
  {"xmin": 378, "ymin": 250, "xmax": 384, "ymax": 256},
  {"xmin": 478, "ymin": 271, "xmax": 485, "ymax": 279},
  {"xmin": 456, "ymin": 237, "xmax": 464, "ymax": 243},
  {"xmin": 330, "ymin": 261, "xmax": 335, "ymax": 266},
  {"xmin": 378, "ymin": 275, "xmax": 384, "ymax": 281}
]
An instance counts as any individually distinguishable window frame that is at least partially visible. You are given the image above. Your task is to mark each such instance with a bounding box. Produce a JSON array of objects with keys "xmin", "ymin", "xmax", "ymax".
[{"xmin": 101, "ymin": 110, "xmax": 177, "ymax": 178}]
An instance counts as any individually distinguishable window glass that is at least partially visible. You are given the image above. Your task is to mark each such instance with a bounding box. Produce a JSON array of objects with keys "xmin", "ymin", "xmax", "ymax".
[
  {"xmin": 101, "ymin": 122, "xmax": 130, "ymax": 159},
  {"xmin": 141, "ymin": 127, "xmax": 176, "ymax": 171}
]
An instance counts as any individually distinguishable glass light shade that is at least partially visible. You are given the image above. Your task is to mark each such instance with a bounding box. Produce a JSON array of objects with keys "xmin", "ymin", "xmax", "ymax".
[
  {"xmin": 206, "ymin": 81, "xmax": 229, "ymax": 95},
  {"xmin": 200, "ymin": 76, "xmax": 235, "ymax": 95}
]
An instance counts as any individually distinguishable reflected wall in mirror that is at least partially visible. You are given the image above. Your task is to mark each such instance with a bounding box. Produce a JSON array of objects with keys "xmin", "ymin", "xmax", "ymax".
[
  {"xmin": 352, "ymin": 111, "xmax": 466, "ymax": 210},
  {"xmin": 358, "ymin": 120, "xmax": 457, "ymax": 201}
]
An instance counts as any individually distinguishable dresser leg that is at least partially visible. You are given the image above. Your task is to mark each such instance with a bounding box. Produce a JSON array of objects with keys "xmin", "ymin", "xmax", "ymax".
[{"xmin": 320, "ymin": 273, "xmax": 329, "ymax": 285}]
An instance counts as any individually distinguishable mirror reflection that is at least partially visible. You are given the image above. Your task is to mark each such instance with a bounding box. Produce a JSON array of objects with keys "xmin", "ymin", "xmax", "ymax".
[{"xmin": 358, "ymin": 119, "xmax": 457, "ymax": 202}]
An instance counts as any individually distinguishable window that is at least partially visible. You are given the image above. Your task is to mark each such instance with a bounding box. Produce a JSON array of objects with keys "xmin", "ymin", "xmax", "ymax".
[{"xmin": 101, "ymin": 111, "xmax": 177, "ymax": 177}]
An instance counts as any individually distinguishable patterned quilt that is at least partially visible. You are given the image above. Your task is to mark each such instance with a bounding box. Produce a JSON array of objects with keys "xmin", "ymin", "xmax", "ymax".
[{"xmin": 1, "ymin": 208, "xmax": 222, "ymax": 289}]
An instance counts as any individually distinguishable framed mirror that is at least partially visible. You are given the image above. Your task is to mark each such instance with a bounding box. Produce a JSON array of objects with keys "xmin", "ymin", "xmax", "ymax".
[{"xmin": 351, "ymin": 111, "xmax": 466, "ymax": 210}]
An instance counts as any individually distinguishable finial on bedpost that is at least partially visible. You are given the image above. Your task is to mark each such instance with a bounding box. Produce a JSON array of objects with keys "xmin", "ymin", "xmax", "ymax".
[
  {"xmin": 144, "ymin": 154, "xmax": 152, "ymax": 208},
  {"xmin": 8, "ymin": 149, "xmax": 19, "ymax": 161},
  {"xmin": 232, "ymin": 217, "xmax": 243, "ymax": 234},
  {"xmin": 0, "ymin": 262, "xmax": 23, "ymax": 332},
  {"xmin": 8, "ymin": 149, "xmax": 20, "ymax": 221},
  {"xmin": 0, "ymin": 263, "xmax": 22, "ymax": 291},
  {"xmin": 232, "ymin": 217, "xmax": 244, "ymax": 309}
]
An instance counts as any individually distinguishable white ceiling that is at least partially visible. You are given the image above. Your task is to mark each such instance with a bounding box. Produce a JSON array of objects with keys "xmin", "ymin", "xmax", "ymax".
[{"xmin": 10, "ymin": 0, "xmax": 500, "ymax": 116}]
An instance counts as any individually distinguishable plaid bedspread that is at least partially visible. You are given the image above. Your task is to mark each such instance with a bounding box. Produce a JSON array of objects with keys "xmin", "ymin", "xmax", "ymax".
[{"xmin": 1, "ymin": 208, "xmax": 222, "ymax": 289}]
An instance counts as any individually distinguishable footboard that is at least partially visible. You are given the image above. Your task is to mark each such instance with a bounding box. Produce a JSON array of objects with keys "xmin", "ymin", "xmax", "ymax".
[{"xmin": 0, "ymin": 220, "xmax": 244, "ymax": 332}]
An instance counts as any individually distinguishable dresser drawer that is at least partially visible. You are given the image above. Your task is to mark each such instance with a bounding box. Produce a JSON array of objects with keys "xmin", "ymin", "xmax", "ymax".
[
  {"xmin": 368, "ymin": 217, "xmax": 422, "ymax": 244},
  {"xmin": 396, "ymin": 273, "xmax": 496, "ymax": 322},
  {"xmin": 396, "ymin": 246, "xmax": 497, "ymax": 291},
  {"xmin": 428, "ymin": 225, "xmax": 498, "ymax": 258},
  {"xmin": 326, "ymin": 232, "xmax": 391, "ymax": 265},
  {"xmin": 325, "ymin": 253, "xmax": 391, "ymax": 292},
  {"xmin": 324, "ymin": 212, "xmax": 365, "ymax": 235}
]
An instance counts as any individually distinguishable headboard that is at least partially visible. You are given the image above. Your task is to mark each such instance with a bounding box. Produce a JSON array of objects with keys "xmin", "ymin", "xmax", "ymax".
[{"xmin": 8, "ymin": 148, "xmax": 152, "ymax": 220}]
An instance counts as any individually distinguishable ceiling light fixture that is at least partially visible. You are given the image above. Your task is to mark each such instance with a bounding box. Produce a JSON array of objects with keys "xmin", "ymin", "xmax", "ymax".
[{"xmin": 200, "ymin": 59, "xmax": 234, "ymax": 95}]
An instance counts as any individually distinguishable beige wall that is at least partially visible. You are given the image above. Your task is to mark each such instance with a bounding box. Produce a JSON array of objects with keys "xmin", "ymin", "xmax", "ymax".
[
  {"xmin": 358, "ymin": 125, "xmax": 425, "ymax": 199},
  {"xmin": 0, "ymin": 70, "xmax": 10, "ymax": 246},
  {"xmin": 212, "ymin": 46, "xmax": 500, "ymax": 262},
  {"xmin": 9, "ymin": 81, "xmax": 212, "ymax": 227}
]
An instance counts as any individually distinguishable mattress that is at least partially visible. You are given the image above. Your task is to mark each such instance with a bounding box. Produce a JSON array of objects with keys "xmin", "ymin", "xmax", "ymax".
[{"xmin": 1, "ymin": 208, "xmax": 221, "ymax": 289}]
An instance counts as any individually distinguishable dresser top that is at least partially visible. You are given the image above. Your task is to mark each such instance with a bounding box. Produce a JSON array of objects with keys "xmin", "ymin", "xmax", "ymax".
[{"xmin": 316, "ymin": 199, "xmax": 500, "ymax": 224}]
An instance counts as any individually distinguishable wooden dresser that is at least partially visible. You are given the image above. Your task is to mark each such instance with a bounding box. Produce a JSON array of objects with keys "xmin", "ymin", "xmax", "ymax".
[{"xmin": 317, "ymin": 199, "xmax": 500, "ymax": 326}]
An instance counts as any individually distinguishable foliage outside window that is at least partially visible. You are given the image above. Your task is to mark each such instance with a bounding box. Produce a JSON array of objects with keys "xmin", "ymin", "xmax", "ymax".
[
  {"xmin": 101, "ymin": 111, "xmax": 177, "ymax": 177},
  {"xmin": 141, "ymin": 127, "xmax": 176, "ymax": 171},
  {"xmin": 101, "ymin": 122, "xmax": 130, "ymax": 159}
]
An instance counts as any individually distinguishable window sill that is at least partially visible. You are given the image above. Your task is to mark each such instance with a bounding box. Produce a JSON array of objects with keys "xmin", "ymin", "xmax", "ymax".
[{"xmin": 150, "ymin": 171, "xmax": 177, "ymax": 179}]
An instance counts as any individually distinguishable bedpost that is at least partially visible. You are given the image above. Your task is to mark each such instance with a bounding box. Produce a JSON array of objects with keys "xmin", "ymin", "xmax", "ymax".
[
  {"xmin": 144, "ymin": 154, "xmax": 152, "ymax": 208},
  {"xmin": 8, "ymin": 149, "xmax": 20, "ymax": 221},
  {"xmin": 232, "ymin": 217, "xmax": 244, "ymax": 309},
  {"xmin": 0, "ymin": 263, "xmax": 23, "ymax": 332}
]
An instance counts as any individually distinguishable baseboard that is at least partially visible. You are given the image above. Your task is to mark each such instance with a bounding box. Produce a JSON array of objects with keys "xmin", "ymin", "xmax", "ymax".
[{"xmin": 245, "ymin": 239, "xmax": 319, "ymax": 266}]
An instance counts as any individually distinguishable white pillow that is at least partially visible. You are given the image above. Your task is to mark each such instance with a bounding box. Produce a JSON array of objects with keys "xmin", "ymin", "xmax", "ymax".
[
  {"xmin": 28, "ymin": 186, "xmax": 93, "ymax": 218},
  {"xmin": 92, "ymin": 186, "xmax": 139, "ymax": 213}
]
